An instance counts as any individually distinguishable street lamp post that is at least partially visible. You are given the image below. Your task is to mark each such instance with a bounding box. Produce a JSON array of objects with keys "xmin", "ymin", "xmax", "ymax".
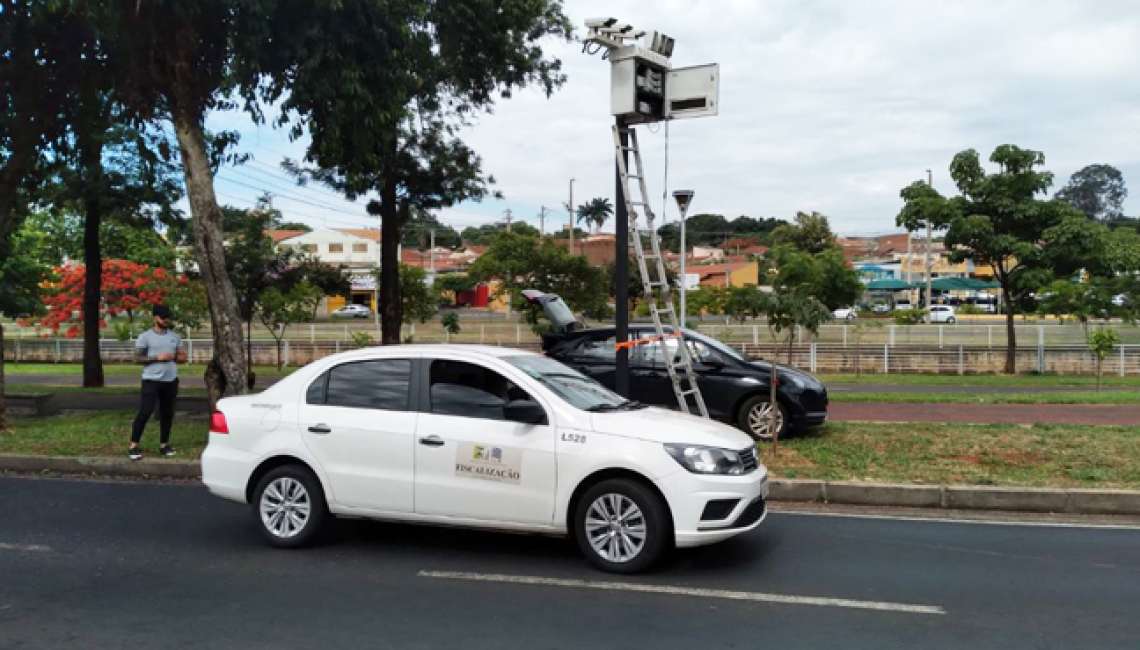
[
  {"xmin": 673, "ymin": 190, "xmax": 695, "ymax": 322},
  {"xmin": 925, "ymin": 169, "xmax": 933, "ymax": 319}
]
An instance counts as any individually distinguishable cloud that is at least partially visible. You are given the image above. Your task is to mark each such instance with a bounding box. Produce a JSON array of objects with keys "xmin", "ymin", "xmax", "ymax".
[{"xmin": 208, "ymin": 0, "xmax": 1140, "ymax": 235}]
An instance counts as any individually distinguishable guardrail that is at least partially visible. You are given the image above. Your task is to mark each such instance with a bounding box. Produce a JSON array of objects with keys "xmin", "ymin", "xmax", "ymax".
[{"xmin": 3, "ymin": 337, "xmax": 1138, "ymax": 376}]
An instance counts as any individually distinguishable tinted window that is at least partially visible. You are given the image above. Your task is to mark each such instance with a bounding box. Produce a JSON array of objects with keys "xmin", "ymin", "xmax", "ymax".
[
  {"xmin": 324, "ymin": 360, "xmax": 411, "ymax": 410},
  {"xmin": 430, "ymin": 360, "xmax": 534, "ymax": 421},
  {"xmin": 306, "ymin": 371, "xmax": 329, "ymax": 404},
  {"xmin": 573, "ymin": 336, "xmax": 615, "ymax": 361}
]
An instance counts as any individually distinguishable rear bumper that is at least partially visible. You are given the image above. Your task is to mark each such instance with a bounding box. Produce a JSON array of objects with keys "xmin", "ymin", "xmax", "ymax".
[{"xmin": 201, "ymin": 436, "xmax": 254, "ymax": 504}]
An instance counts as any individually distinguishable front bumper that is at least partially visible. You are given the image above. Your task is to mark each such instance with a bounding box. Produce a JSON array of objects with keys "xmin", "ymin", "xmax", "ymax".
[{"xmin": 657, "ymin": 466, "xmax": 769, "ymax": 548}]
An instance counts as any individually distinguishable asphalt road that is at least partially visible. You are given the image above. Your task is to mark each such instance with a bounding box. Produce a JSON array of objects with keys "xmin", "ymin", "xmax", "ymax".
[{"xmin": 2, "ymin": 477, "xmax": 1139, "ymax": 649}]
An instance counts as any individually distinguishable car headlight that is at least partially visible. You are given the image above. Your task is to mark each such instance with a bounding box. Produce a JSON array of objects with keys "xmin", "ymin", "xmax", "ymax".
[{"xmin": 664, "ymin": 444, "xmax": 747, "ymax": 475}]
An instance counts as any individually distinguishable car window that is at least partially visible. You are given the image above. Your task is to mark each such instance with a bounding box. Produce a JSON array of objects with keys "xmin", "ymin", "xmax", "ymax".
[
  {"xmin": 306, "ymin": 371, "xmax": 328, "ymax": 404},
  {"xmin": 429, "ymin": 359, "xmax": 535, "ymax": 421},
  {"xmin": 573, "ymin": 336, "xmax": 615, "ymax": 361},
  {"xmin": 645, "ymin": 337, "xmax": 723, "ymax": 365},
  {"xmin": 321, "ymin": 360, "xmax": 412, "ymax": 410}
]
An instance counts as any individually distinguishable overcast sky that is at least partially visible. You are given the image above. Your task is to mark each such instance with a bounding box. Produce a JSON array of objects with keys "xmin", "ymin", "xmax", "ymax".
[{"xmin": 205, "ymin": 0, "xmax": 1140, "ymax": 238}]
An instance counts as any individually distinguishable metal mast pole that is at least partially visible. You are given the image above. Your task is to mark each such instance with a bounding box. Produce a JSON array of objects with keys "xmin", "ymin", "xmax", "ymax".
[
  {"xmin": 925, "ymin": 169, "xmax": 934, "ymax": 317},
  {"xmin": 615, "ymin": 117, "xmax": 630, "ymax": 398}
]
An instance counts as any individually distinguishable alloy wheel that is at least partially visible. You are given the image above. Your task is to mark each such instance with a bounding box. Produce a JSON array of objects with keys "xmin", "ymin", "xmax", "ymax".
[
  {"xmin": 259, "ymin": 477, "xmax": 312, "ymax": 539},
  {"xmin": 584, "ymin": 494, "xmax": 648, "ymax": 564}
]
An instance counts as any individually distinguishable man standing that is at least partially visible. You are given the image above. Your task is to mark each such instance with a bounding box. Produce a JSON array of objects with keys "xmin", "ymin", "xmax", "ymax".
[{"xmin": 129, "ymin": 305, "xmax": 186, "ymax": 460}]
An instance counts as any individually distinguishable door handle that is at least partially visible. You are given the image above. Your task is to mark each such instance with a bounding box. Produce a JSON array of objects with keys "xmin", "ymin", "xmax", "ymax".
[
  {"xmin": 307, "ymin": 424, "xmax": 332, "ymax": 434},
  {"xmin": 419, "ymin": 435, "xmax": 446, "ymax": 447}
]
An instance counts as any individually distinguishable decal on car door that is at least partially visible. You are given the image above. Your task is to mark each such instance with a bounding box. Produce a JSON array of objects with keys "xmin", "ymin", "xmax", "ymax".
[{"xmin": 454, "ymin": 442, "xmax": 522, "ymax": 484}]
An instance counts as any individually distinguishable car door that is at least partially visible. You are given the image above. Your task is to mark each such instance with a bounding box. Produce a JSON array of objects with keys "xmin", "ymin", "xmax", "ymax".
[
  {"xmin": 298, "ymin": 358, "xmax": 418, "ymax": 513},
  {"xmin": 642, "ymin": 336, "xmax": 739, "ymax": 420},
  {"xmin": 563, "ymin": 330, "xmax": 655, "ymax": 404},
  {"xmin": 412, "ymin": 357, "xmax": 557, "ymax": 525}
]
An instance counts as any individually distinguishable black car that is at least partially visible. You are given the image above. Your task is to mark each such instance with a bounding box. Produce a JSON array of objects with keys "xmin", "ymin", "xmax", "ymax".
[{"xmin": 523, "ymin": 290, "xmax": 829, "ymax": 440}]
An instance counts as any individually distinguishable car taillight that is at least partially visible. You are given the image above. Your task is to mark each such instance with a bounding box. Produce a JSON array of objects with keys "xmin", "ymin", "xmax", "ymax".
[{"xmin": 210, "ymin": 411, "xmax": 229, "ymax": 434}]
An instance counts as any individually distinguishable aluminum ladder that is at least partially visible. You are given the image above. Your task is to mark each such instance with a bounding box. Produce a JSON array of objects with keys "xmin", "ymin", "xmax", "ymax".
[{"xmin": 612, "ymin": 125, "xmax": 709, "ymax": 418}]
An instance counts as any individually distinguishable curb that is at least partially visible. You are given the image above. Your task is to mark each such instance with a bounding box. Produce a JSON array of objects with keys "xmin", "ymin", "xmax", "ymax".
[
  {"xmin": 3, "ymin": 455, "xmax": 1140, "ymax": 516},
  {"xmin": 768, "ymin": 478, "xmax": 1140, "ymax": 516},
  {"xmin": 0, "ymin": 454, "xmax": 200, "ymax": 479}
]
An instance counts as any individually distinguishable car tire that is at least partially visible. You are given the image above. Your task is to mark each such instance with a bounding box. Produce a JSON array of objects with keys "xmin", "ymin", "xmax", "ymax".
[
  {"xmin": 252, "ymin": 465, "xmax": 329, "ymax": 549},
  {"xmin": 737, "ymin": 394, "xmax": 790, "ymax": 442},
  {"xmin": 947, "ymin": 317, "xmax": 956, "ymax": 324},
  {"xmin": 846, "ymin": 313, "xmax": 855, "ymax": 321},
  {"xmin": 574, "ymin": 478, "xmax": 671, "ymax": 574}
]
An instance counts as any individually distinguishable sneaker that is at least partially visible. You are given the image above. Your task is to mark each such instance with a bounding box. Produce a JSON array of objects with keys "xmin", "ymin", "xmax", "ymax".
[
  {"xmin": 159, "ymin": 445, "xmax": 177, "ymax": 458},
  {"xmin": 128, "ymin": 447, "xmax": 143, "ymax": 461}
]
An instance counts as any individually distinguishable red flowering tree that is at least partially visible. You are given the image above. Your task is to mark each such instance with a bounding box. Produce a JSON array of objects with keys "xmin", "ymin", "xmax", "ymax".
[{"xmin": 39, "ymin": 260, "xmax": 178, "ymax": 339}]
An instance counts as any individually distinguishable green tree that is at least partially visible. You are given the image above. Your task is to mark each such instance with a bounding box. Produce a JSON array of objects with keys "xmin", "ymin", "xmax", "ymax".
[
  {"xmin": 607, "ymin": 255, "xmax": 678, "ymax": 313},
  {"xmin": 576, "ymin": 197, "xmax": 613, "ymax": 234},
  {"xmin": 769, "ymin": 211, "xmax": 838, "ymax": 255},
  {"xmin": 436, "ymin": 273, "xmax": 476, "ymax": 295},
  {"xmin": 1056, "ymin": 164, "xmax": 1128, "ymax": 223},
  {"xmin": 258, "ymin": 281, "xmax": 322, "ymax": 369},
  {"xmin": 395, "ymin": 264, "xmax": 440, "ymax": 325},
  {"xmin": 276, "ymin": 221, "xmax": 311, "ymax": 233},
  {"xmin": 460, "ymin": 222, "xmax": 540, "ymax": 245},
  {"xmin": 468, "ymin": 231, "xmax": 610, "ymax": 325},
  {"xmin": 1038, "ymin": 279, "xmax": 1115, "ymax": 338},
  {"xmin": 768, "ymin": 245, "xmax": 863, "ymax": 310},
  {"xmin": 402, "ymin": 210, "xmax": 462, "ymax": 250},
  {"xmin": 759, "ymin": 288, "xmax": 830, "ymax": 452},
  {"xmin": 225, "ymin": 208, "xmax": 288, "ymax": 387},
  {"xmin": 263, "ymin": 0, "xmax": 572, "ymax": 345},
  {"xmin": 0, "ymin": 225, "xmax": 52, "ymax": 430},
  {"xmin": 721, "ymin": 285, "xmax": 767, "ymax": 323},
  {"xmin": 441, "ymin": 312, "xmax": 461, "ymax": 337},
  {"xmin": 1088, "ymin": 328, "xmax": 1121, "ymax": 392},
  {"xmin": 897, "ymin": 145, "xmax": 1087, "ymax": 373}
]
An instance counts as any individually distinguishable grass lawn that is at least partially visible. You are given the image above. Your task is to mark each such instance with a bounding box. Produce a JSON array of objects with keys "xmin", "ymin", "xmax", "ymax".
[
  {"xmin": 0, "ymin": 411, "xmax": 210, "ymax": 458},
  {"xmin": 5, "ymin": 385, "xmax": 210, "ymax": 397},
  {"xmin": 764, "ymin": 422, "xmax": 1140, "ymax": 489},
  {"xmin": 829, "ymin": 391, "xmax": 1140, "ymax": 405},
  {"xmin": 818, "ymin": 373, "xmax": 1140, "ymax": 387},
  {"xmin": 2, "ymin": 363, "xmax": 295, "ymax": 379}
]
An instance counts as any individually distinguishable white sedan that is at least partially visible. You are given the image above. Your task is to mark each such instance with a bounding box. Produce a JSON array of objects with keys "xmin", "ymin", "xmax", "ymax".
[
  {"xmin": 202, "ymin": 345, "xmax": 769, "ymax": 573},
  {"xmin": 832, "ymin": 307, "xmax": 856, "ymax": 320},
  {"xmin": 332, "ymin": 304, "xmax": 372, "ymax": 318}
]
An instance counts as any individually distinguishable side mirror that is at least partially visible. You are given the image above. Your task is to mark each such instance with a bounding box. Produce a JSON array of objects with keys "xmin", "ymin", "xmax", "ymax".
[{"xmin": 503, "ymin": 399, "xmax": 547, "ymax": 425}]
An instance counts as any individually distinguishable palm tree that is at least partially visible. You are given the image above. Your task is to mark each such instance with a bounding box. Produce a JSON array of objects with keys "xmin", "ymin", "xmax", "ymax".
[{"xmin": 575, "ymin": 197, "xmax": 613, "ymax": 234}]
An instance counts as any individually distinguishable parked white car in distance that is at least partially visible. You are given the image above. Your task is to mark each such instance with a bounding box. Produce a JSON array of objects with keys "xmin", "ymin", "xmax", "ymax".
[
  {"xmin": 201, "ymin": 345, "xmax": 769, "ymax": 574},
  {"xmin": 832, "ymin": 307, "xmax": 856, "ymax": 320},
  {"xmin": 929, "ymin": 305, "xmax": 957, "ymax": 324},
  {"xmin": 332, "ymin": 304, "xmax": 372, "ymax": 318}
]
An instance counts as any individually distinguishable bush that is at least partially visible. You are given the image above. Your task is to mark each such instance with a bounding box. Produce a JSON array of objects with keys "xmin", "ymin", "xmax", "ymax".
[
  {"xmin": 349, "ymin": 331, "xmax": 374, "ymax": 347},
  {"xmin": 441, "ymin": 312, "xmax": 461, "ymax": 335},
  {"xmin": 958, "ymin": 304, "xmax": 984, "ymax": 315},
  {"xmin": 111, "ymin": 320, "xmax": 134, "ymax": 342},
  {"xmin": 892, "ymin": 309, "xmax": 927, "ymax": 325}
]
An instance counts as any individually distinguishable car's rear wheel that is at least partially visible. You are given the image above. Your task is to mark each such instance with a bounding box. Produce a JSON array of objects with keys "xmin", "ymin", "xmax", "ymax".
[
  {"xmin": 738, "ymin": 394, "xmax": 789, "ymax": 442},
  {"xmin": 252, "ymin": 465, "xmax": 328, "ymax": 548},
  {"xmin": 947, "ymin": 317, "xmax": 956, "ymax": 324},
  {"xmin": 575, "ymin": 479, "xmax": 671, "ymax": 574}
]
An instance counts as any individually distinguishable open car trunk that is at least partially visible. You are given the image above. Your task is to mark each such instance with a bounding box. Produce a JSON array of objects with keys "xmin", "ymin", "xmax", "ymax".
[{"xmin": 521, "ymin": 290, "xmax": 583, "ymax": 351}]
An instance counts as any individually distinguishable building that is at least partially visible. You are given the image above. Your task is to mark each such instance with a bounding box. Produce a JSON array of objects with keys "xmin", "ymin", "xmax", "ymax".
[
  {"xmin": 274, "ymin": 228, "xmax": 383, "ymax": 313},
  {"xmin": 694, "ymin": 262, "xmax": 760, "ymax": 289}
]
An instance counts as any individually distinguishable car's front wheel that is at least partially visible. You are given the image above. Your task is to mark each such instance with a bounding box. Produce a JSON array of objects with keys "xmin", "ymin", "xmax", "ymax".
[
  {"xmin": 575, "ymin": 479, "xmax": 671, "ymax": 574},
  {"xmin": 252, "ymin": 465, "xmax": 329, "ymax": 548},
  {"xmin": 738, "ymin": 394, "xmax": 789, "ymax": 441}
]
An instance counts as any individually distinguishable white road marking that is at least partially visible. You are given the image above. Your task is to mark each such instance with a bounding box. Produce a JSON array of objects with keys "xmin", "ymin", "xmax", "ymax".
[
  {"xmin": 771, "ymin": 508, "xmax": 1140, "ymax": 531},
  {"xmin": 418, "ymin": 570, "xmax": 945, "ymax": 615},
  {"xmin": 0, "ymin": 543, "xmax": 52, "ymax": 552}
]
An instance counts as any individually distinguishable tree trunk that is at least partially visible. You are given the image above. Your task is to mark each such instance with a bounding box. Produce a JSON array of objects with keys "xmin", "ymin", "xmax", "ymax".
[
  {"xmin": 171, "ymin": 111, "xmax": 247, "ymax": 397},
  {"xmin": 276, "ymin": 335, "xmax": 283, "ymax": 371},
  {"xmin": 1003, "ymin": 288, "xmax": 1017, "ymax": 375},
  {"xmin": 82, "ymin": 179, "xmax": 105, "ymax": 388},
  {"xmin": 0, "ymin": 322, "xmax": 7, "ymax": 432},
  {"xmin": 379, "ymin": 187, "xmax": 403, "ymax": 345},
  {"xmin": 246, "ymin": 318, "xmax": 256, "ymax": 391},
  {"xmin": 1097, "ymin": 357, "xmax": 1102, "ymax": 393}
]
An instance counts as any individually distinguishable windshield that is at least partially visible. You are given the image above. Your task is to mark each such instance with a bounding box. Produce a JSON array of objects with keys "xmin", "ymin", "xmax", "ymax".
[{"xmin": 504, "ymin": 355, "xmax": 627, "ymax": 411}]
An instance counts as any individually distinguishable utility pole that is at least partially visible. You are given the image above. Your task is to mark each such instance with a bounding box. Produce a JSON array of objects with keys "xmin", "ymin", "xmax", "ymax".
[
  {"xmin": 674, "ymin": 190, "xmax": 695, "ymax": 323},
  {"xmin": 429, "ymin": 228, "xmax": 436, "ymax": 276},
  {"xmin": 615, "ymin": 118, "xmax": 630, "ymax": 397},
  {"xmin": 925, "ymin": 169, "xmax": 934, "ymax": 318},
  {"xmin": 568, "ymin": 178, "xmax": 575, "ymax": 254},
  {"xmin": 503, "ymin": 208, "xmax": 513, "ymax": 232},
  {"xmin": 538, "ymin": 206, "xmax": 546, "ymax": 237}
]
